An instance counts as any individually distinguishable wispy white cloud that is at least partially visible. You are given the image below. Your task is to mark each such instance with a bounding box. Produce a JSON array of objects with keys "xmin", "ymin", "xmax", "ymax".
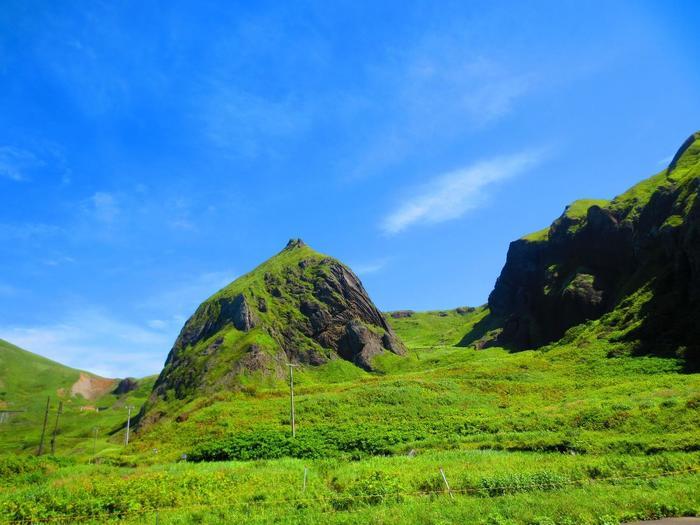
[
  {"xmin": 381, "ymin": 151, "xmax": 542, "ymax": 235},
  {"xmin": 0, "ymin": 283, "xmax": 20, "ymax": 297},
  {"xmin": 88, "ymin": 192, "xmax": 120, "ymax": 223},
  {"xmin": 43, "ymin": 255, "xmax": 76, "ymax": 267},
  {"xmin": 0, "ymin": 268, "xmax": 239, "ymax": 378},
  {"xmin": 0, "ymin": 146, "xmax": 45, "ymax": 182},
  {"xmin": 351, "ymin": 258, "xmax": 391, "ymax": 276},
  {"xmin": 198, "ymin": 85, "xmax": 312, "ymax": 158},
  {"xmin": 0, "ymin": 310, "xmax": 171, "ymax": 378},
  {"xmin": 146, "ymin": 319, "xmax": 169, "ymax": 330},
  {"xmin": 345, "ymin": 46, "xmax": 536, "ymax": 180},
  {"xmin": 403, "ymin": 56, "xmax": 532, "ymax": 126}
]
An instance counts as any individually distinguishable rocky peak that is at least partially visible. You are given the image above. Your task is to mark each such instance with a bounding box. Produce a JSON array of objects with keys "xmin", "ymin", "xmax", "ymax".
[
  {"xmin": 284, "ymin": 238, "xmax": 306, "ymax": 250},
  {"xmin": 147, "ymin": 241, "xmax": 406, "ymax": 405}
]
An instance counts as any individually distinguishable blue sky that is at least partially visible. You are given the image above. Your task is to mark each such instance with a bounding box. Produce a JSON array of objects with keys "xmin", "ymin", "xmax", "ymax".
[{"xmin": 1, "ymin": 1, "xmax": 698, "ymax": 377}]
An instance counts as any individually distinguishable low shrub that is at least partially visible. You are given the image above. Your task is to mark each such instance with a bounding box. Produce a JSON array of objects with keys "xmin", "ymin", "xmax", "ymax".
[
  {"xmin": 475, "ymin": 471, "xmax": 569, "ymax": 497},
  {"xmin": 330, "ymin": 471, "xmax": 404, "ymax": 510},
  {"xmin": 187, "ymin": 425, "xmax": 412, "ymax": 462}
]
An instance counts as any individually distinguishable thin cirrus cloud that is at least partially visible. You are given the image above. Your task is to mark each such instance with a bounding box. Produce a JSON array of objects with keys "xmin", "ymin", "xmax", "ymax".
[
  {"xmin": 0, "ymin": 146, "xmax": 45, "ymax": 182},
  {"xmin": 381, "ymin": 151, "xmax": 542, "ymax": 235},
  {"xmin": 351, "ymin": 258, "xmax": 391, "ymax": 276}
]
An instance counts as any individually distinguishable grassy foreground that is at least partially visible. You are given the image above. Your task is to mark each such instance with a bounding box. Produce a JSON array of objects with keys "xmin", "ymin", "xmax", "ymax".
[
  {"xmin": 2, "ymin": 449, "xmax": 698, "ymax": 524},
  {"xmin": 1, "ymin": 312, "xmax": 699, "ymax": 524}
]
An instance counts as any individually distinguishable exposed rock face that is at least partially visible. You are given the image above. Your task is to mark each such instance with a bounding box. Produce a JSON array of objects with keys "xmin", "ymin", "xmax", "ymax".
[
  {"xmin": 390, "ymin": 310, "xmax": 414, "ymax": 318},
  {"xmin": 149, "ymin": 239, "xmax": 406, "ymax": 402},
  {"xmin": 113, "ymin": 377, "xmax": 139, "ymax": 395},
  {"xmin": 473, "ymin": 132, "xmax": 700, "ymax": 367},
  {"xmin": 455, "ymin": 306, "xmax": 475, "ymax": 315},
  {"xmin": 176, "ymin": 293, "xmax": 258, "ymax": 349},
  {"xmin": 70, "ymin": 372, "xmax": 117, "ymax": 401}
]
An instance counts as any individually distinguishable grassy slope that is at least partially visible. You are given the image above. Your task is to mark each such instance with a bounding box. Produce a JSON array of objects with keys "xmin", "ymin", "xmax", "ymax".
[
  {"xmin": 2, "ymin": 322, "xmax": 698, "ymax": 523},
  {"xmin": 1, "ymin": 334, "xmax": 698, "ymax": 523},
  {"xmin": 0, "ymin": 339, "xmax": 82, "ymax": 407},
  {"xmin": 0, "ymin": 339, "xmax": 157, "ymax": 458},
  {"xmin": 152, "ymin": 241, "xmax": 402, "ymax": 403},
  {"xmin": 385, "ymin": 307, "xmax": 488, "ymax": 347}
]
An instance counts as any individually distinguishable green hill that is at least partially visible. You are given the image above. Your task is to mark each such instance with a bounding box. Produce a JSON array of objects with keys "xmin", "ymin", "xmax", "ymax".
[
  {"xmin": 0, "ymin": 338, "xmax": 87, "ymax": 408},
  {"xmin": 0, "ymin": 339, "xmax": 156, "ymax": 457},
  {"xmin": 141, "ymin": 238, "xmax": 406, "ymax": 426},
  {"xmin": 471, "ymin": 132, "xmax": 700, "ymax": 369}
]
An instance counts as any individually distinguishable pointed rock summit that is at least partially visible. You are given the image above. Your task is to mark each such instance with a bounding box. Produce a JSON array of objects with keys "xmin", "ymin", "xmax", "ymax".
[
  {"xmin": 284, "ymin": 238, "xmax": 306, "ymax": 250},
  {"xmin": 150, "ymin": 240, "xmax": 406, "ymax": 402}
]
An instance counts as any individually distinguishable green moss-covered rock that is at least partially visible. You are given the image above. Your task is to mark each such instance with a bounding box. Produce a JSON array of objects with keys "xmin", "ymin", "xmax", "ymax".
[
  {"xmin": 475, "ymin": 132, "xmax": 700, "ymax": 368},
  {"xmin": 144, "ymin": 239, "xmax": 407, "ymax": 415}
]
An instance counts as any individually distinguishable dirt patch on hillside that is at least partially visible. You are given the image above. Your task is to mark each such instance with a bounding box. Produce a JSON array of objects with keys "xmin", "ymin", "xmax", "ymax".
[{"xmin": 70, "ymin": 373, "xmax": 117, "ymax": 401}]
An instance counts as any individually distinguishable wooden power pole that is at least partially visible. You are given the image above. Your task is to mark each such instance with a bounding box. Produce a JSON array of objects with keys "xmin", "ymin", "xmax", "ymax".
[
  {"xmin": 50, "ymin": 401, "xmax": 63, "ymax": 455},
  {"xmin": 37, "ymin": 396, "xmax": 50, "ymax": 456}
]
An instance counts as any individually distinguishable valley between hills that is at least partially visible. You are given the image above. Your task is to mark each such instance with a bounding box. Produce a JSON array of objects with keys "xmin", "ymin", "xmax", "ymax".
[{"xmin": 1, "ymin": 134, "xmax": 700, "ymax": 524}]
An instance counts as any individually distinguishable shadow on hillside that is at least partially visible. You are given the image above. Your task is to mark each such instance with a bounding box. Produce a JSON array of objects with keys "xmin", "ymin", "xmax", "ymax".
[
  {"xmin": 455, "ymin": 312, "xmax": 520, "ymax": 351},
  {"xmin": 620, "ymin": 282, "xmax": 700, "ymax": 373}
]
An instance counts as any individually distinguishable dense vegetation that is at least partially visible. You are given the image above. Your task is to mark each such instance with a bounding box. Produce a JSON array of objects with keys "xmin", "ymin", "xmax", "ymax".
[
  {"xmin": 1, "ymin": 316, "xmax": 699, "ymax": 523},
  {"xmin": 0, "ymin": 339, "xmax": 156, "ymax": 458}
]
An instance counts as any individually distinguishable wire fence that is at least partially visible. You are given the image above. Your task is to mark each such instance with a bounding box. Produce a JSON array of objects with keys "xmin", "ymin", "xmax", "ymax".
[{"xmin": 2, "ymin": 464, "xmax": 699, "ymax": 524}]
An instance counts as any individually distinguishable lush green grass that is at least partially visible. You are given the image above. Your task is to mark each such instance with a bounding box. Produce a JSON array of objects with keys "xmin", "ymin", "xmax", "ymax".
[
  {"xmin": 564, "ymin": 199, "xmax": 610, "ymax": 219},
  {"xmin": 522, "ymin": 226, "xmax": 549, "ymax": 242},
  {"xmin": 2, "ymin": 318, "xmax": 697, "ymax": 523},
  {"xmin": 1, "ymin": 444, "xmax": 698, "ymax": 524},
  {"xmin": 385, "ymin": 307, "xmax": 487, "ymax": 347},
  {"xmin": 0, "ymin": 338, "xmax": 82, "ymax": 406},
  {"xmin": 0, "ymin": 339, "xmax": 156, "ymax": 459}
]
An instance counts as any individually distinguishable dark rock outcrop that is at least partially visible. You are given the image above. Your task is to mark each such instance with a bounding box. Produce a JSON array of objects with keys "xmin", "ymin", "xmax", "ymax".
[
  {"xmin": 390, "ymin": 310, "xmax": 414, "ymax": 318},
  {"xmin": 455, "ymin": 306, "xmax": 475, "ymax": 315},
  {"xmin": 176, "ymin": 293, "xmax": 257, "ymax": 350},
  {"xmin": 469, "ymin": 132, "xmax": 700, "ymax": 367},
  {"xmin": 148, "ymin": 239, "xmax": 406, "ymax": 405},
  {"xmin": 113, "ymin": 377, "xmax": 138, "ymax": 395}
]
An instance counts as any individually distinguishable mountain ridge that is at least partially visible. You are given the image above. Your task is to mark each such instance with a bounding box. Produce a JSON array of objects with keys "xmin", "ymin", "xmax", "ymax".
[
  {"xmin": 143, "ymin": 239, "xmax": 407, "ymax": 420},
  {"xmin": 462, "ymin": 131, "xmax": 700, "ymax": 368}
]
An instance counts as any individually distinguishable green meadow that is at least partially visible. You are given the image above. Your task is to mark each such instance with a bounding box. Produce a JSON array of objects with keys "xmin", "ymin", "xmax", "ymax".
[{"xmin": 1, "ymin": 312, "xmax": 699, "ymax": 524}]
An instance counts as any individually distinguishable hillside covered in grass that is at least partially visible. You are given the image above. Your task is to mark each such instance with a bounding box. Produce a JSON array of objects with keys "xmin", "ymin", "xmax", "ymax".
[
  {"xmin": 0, "ymin": 338, "xmax": 87, "ymax": 408},
  {"xmin": 474, "ymin": 132, "xmax": 700, "ymax": 370},
  {"xmin": 0, "ymin": 339, "xmax": 157, "ymax": 458},
  {"xmin": 141, "ymin": 238, "xmax": 406, "ymax": 426},
  {"xmin": 2, "ymin": 332, "xmax": 699, "ymax": 523}
]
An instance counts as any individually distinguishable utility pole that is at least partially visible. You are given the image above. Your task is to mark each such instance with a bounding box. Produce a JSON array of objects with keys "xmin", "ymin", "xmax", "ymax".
[
  {"xmin": 50, "ymin": 401, "xmax": 63, "ymax": 455},
  {"xmin": 37, "ymin": 396, "xmax": 50, "ymax": 456},
  {"xmin": 92, "ymin": 427, "xmax": 99, "ymax": 463},
  {"xmin": 287, "ymin": 364, "xmax": 299, "ymax": 437},
  {"xmin": 124, "ymin": 406, "xmax": 134, "ymax": 446}
]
